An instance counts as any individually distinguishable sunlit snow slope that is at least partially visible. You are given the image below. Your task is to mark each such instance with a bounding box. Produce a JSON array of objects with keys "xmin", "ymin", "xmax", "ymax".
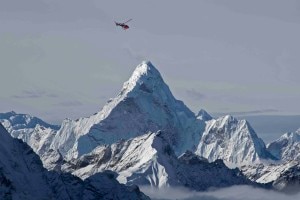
[
  {"xmin": 196, "ymin": 115, "xmax": 274, "ymax": 166},
  {"xmin": 51, "ymin": 61, "xmax": 205, "ymax": 160},
  {"xmin": 62, "ymin": 131, "xmax": 252, "ymax": 191}
]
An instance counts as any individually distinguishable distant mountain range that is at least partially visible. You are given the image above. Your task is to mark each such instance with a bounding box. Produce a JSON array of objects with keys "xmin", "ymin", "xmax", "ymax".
[{"xmin": 1, "ymin": 61, "xmax": 299, "ymax": 198}]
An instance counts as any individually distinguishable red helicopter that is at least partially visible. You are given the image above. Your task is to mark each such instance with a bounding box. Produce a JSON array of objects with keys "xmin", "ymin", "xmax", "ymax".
[{"xmin": 115, "ymin": 19, "xmax": 132, "ymax": 30}]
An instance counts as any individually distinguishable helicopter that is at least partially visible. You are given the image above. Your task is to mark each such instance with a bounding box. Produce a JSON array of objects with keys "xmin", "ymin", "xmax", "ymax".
[{"xmin": 115, "ymin": 19, "xmax": 132, "ymax": 30}]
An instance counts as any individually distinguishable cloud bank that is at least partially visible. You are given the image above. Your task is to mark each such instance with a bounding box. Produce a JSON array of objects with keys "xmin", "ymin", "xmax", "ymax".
[{"xmin": 140, "ymin": 185, "xmax": 300, "ymax": 200}]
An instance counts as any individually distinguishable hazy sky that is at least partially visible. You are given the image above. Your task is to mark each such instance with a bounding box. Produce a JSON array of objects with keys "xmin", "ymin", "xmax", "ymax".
[{"xmin": 1, "ymin": 0, "xmax": 300, "ymax": 124}]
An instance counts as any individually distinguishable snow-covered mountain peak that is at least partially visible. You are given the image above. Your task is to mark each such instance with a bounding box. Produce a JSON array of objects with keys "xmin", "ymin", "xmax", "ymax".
[
  {"xmin": 51, "ymin": 61, "xmax": 204, "ymax": 160},
  {"xmin": 131, "ymin": 61, "xmax": 158, "ymax": 78},
  {"xmin": 121, "ymin": 61, "xmax": 165, "ymax": 96},
  {"xmin": 196, "ymin": 115, "xmax": 272, "ymax": 166},
  {"xmin": 196, "ymin": 109, "xmax": 213, "ymax": 121},
  {"xmin": 269, "ymin": 130, "xmax": 300, "ymax": 147},
  {"xmin": 220, "ymin": 115, "xmax": 243, "ymax": 126},
  {"xmin": 218, "ymin": 115, "xmax": 235, "ymax": 125},
  {"xmin": 213, "ymin": 115, "xmax": 258, "ymax": 138},
  {"xmin": 267, "ymin": 129, "xmax": 300, "ymax": 161},
  {"xmin": 281, "ymin": 131, "xmax": 300, "ymax": 142},
  {"xmin": 129, "ymin": 61, "xmax": 159, "ymax": 79},
  {"xmin": 0, "ymin": 111, "xmax": 59, "ymax": 131}
]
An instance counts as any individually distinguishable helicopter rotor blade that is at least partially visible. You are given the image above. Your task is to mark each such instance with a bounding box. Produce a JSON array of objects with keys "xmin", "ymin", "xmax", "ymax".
[{"xmin": 123, "ymin": 19, "xmax": 132, "ymax": 24}]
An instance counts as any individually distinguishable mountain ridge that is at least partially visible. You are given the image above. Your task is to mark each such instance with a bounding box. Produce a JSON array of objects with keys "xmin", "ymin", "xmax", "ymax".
[
  {"xmin": 1, "ymin": 61, "xmax": 299, "ymax": 193},
  {"xmin": 50, "ymin": 61, "xmax": 205, "ymax": 160},
  {"xmin": 61, "ymin": 131, "xmax": 255, "ymax": 191},
  {"xmin": 0, "ymin": 123, "xmax": 149, "ymax": 200},
  {"xmin": 267, "ymin": 129, "xmax": 300, "ymax": 161},
  {"xmin": 195, "ymin": 115, "xmax": 275, "ymax": 167}
]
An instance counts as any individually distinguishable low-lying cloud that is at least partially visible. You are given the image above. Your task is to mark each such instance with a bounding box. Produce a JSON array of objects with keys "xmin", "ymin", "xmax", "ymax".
[
  {"xmin": 213, "ymin": 109, "xmax": 279, "ymax": 117},
  {"xmin": 12, "ymin": 89, "xmax": 58, "ymax": 99},
  {"xmin": 54, "ymin": 100, "xmax": 83, "ymax": 107},
  {"xmin": 140, "ymin": 185, "xmax": 300, "ymax": 200},
  {"xmin": 186, "ymin": 89, "xmax": 206, "ymax": 101}
]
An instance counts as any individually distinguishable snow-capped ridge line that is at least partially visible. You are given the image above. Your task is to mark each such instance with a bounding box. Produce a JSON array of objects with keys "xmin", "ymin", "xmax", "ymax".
[
  {"xmin": 0, "ymin": 111, "xmax": 60, "ymax": 130},
  {"xmin": 50, "ymin": 61, "xmax": 204, "ymax": 160},
  {"xmin": 0, "ymin": 123, "xmax": 149, "ymax": 199},
  {"xmin": 61, "ymin": 131, "xmax": 255, "ymax": 191},
  {"xmin": 196, "ymin": 114, "xmax": 274, "ymax": 166},
  {"xmin": 267, "ymin": 128, "xmax": 300, "ymax": 161},
  {"xmin": 197, "ymin": 109, "xmax": 213, "ymax": 121}
]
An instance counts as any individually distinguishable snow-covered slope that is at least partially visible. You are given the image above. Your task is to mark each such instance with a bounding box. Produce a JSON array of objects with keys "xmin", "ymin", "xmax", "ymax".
[
  {"xmin": 240, "ymin": 129, "xmax": 300, "ymax": 191},
  {"xmin": 0, "ymin": 111, "xmax": 59, "ymax": 154},
  {"xmin": 51, "ymin": 61, "xmax": 204, "ymax": 160},
  {"xmin": 267, "ymin": 129, "xmax": 300, "ymax": 161},
  {"xmin": 272, "ymin": 163, "xmax": 300, "ymax": 192},
  {"xmin": 0, "ymin": 111, "xmax": 61, "ymax": 170},
  {"xmin": 0, "ymin": 123, "xmax": 149, "ymax": 200},
  {"xmin": 195, "ymin": 115, "xmax": 273, "ymax": 167},
  {"xmin": 0, "ymin": 111, "xmax": 59, "ymax": 132},
  {"xmin": 62, "ymin": 132, "xmax": 178, "ymax": 187},
  {"xmin": 62, "ymin": 131, "xmax": 253, "ymax": 191},
  {"xmin": 241, "ymin": 161, "xmax": 300, "ymax": 191}
]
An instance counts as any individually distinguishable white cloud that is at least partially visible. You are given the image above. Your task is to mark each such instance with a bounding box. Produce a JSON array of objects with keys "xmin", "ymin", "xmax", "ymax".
[{"xmin": 140, "ymin": 185, "xmax": 300, "ymax": 200}]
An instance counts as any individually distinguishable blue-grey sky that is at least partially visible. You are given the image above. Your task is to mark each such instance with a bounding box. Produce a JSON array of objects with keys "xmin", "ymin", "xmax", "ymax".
[{"xmin": 1, "ymin": 0, "xmax": 300, "ymax": 126}]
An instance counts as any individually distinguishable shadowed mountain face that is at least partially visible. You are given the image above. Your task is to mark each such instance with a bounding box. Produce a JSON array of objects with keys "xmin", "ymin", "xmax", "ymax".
[
  {"xmin": 0, "ymin": 111, "xmax": 62, "ymax": 170},
  {"xmin": 0, "ymin": 124, "xmax": 149, "ymax": 200}
]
